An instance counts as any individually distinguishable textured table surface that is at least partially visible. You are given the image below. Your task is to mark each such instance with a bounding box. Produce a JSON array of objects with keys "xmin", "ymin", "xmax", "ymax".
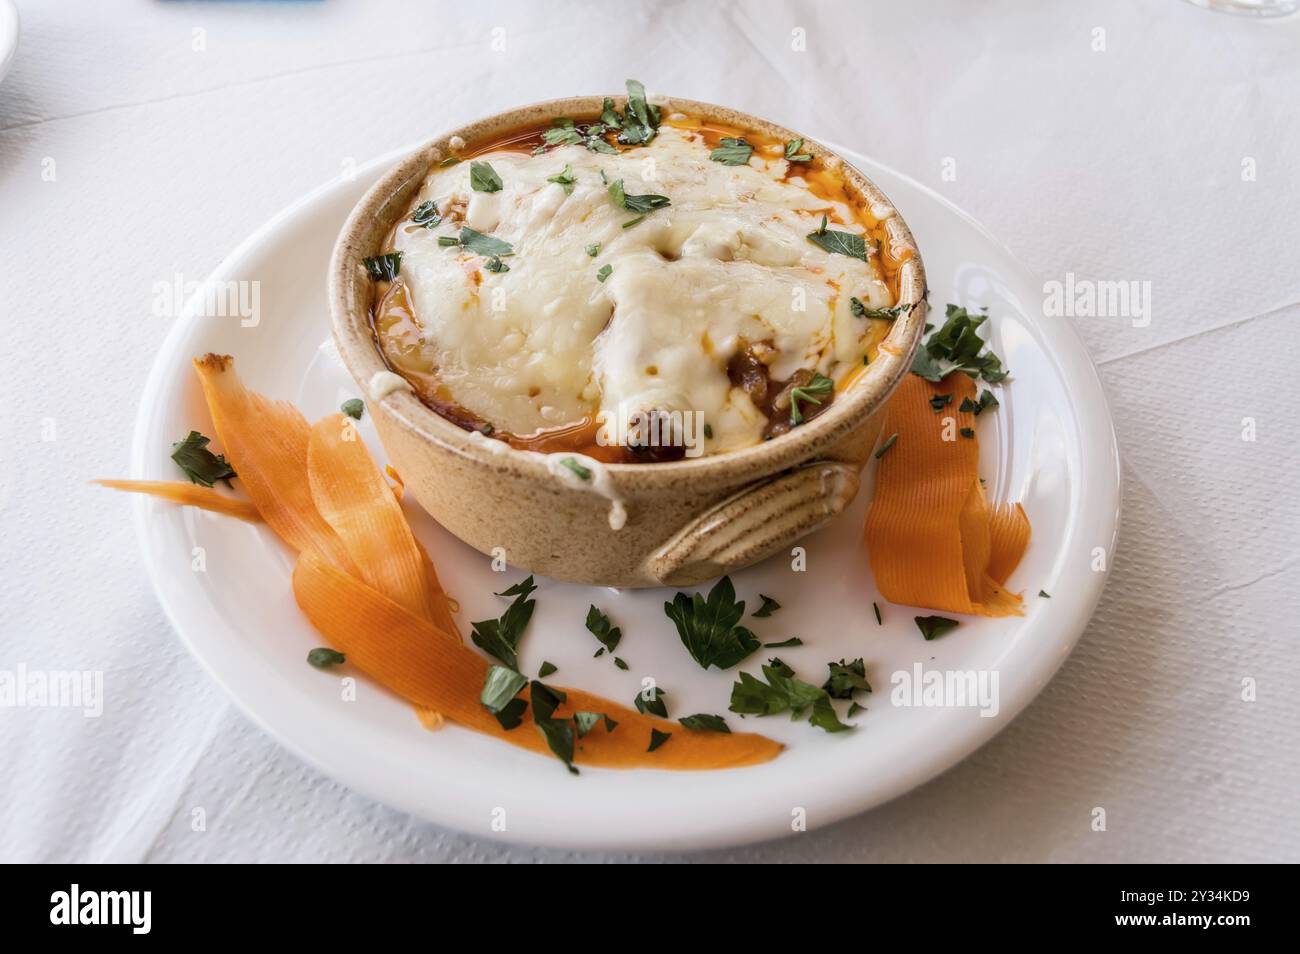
[{"xmin": 2, "ymin": 0, "xmax": 1297, "ymax": 863}]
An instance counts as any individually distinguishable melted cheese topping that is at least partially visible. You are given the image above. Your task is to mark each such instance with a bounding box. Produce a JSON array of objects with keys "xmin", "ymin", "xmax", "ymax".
[{"xmin": 384, "ymin": 123, "xmax": 896, "ymax": 457}]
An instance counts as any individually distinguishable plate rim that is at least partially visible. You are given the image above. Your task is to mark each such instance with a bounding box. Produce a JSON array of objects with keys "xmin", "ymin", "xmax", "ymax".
[{"xmin": 129, "ymin": 142, "xmax": 1122, "ymax": 853}]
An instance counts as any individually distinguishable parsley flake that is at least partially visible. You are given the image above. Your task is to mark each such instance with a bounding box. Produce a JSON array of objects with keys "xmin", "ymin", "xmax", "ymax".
[
  {"xmin": 546, "ymin": 163, "xmax": 577, "ymax": 194},
  {"xmin": 170, "ymin": 430, "xmax": 236, "ymax": 488},
  {"xmin": 469, "ymin": 576, "xmax": 537, "ymax": 671},
  {"xmin": 664, "ymin": 575, "xmax": 760, "ymax": 670},
  {"xmin": 362, "ymin": 252, "xmax": 402, "ymax": 281},
  {"xmin": 307, "ymin": 648, "xmax": 345, "ymax": 669},
  {"xmin": 679, "ymin": 714, "xmax": 730, "ymax": 733},
  {"xmin": 789, "ymin": 372, "xmax": 834, "ymax": 425},
  {"xmin": 710, "ymin": 137, "xmax": 754, "ymax": 165},
  {"xmin": 585, "ymin": 605, "xmax": 622, "ymax": 655},
  {"xmin": 914, "ymin": 615, "xmax": 960, "ymax": 641},
  {"xmin": 633, "ymin": 685, "xmax": 668, "ymax": 718},
  {"xmin": 458, "ymin": 226, "xmax": 513, "ymax": 258},
  {"xmin": 910, "ymin": 304, "xmax": 1010, "ymax": 384},
  {"xmin": 469, "ymin": 160, "xmax": 503, "ymax": 193},
  {"xmin": 784, "ymin": 138, "xmax": 812, "ymax": 162},
  {"xmin": 806, "ymin": 215, "xmax": 869, "ymax": 262},
  {"xmin": 560, "ymin": 457, "xmax": 592, "ymax": 480}
]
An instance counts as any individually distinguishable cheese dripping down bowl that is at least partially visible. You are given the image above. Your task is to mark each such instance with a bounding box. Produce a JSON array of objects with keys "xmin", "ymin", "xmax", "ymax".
[{"xmin": 330, "ymin": 93, "xmax": 927, "ymax": 587}]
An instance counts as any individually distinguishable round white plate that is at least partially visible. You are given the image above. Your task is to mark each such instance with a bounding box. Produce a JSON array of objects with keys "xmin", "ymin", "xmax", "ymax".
[{"xmin": 130, "ymin": 141, "xmax": 1120, "ymax": 852}]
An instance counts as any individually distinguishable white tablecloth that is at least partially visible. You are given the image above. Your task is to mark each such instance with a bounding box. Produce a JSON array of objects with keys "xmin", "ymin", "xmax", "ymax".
[{"xmin": 2, "ymin": 0, "xmax": 1297, "ymax": 863}]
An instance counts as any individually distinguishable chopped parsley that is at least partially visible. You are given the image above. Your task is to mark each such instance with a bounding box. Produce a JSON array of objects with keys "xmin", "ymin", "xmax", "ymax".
[
  {"xmin": 538, "ymin": 661, "xmax": 558, "ymax": 678},
  {"xmin": 585, "ymin": 605, "xmax": 622, "ymax": 655},
  {"xmin": 914, "ymin": 615, "xmax": 960, "ymax": 641},
  {"xmin": 560, "ymin": 457, "xmax": 592, "ymax": 480},
  {"xmin": 469, "ymin": 160, "xmax": 503, "ymax": 193},
  {"xmin": 753, "ymin": 594, "xmax": 782, "ymax": 618},
  {"xmin": 307, "ymin": 648, "xmax": 345, "ymax": 669},
  {"xmin": 480, "ymin": 664, "xmax": 528, "ymax": 713},
  {"xmin": 362, "ymin": 252, "xmax": 402, "ymax": 281},
  {"xmin": 633, "ymin": 685, "xmax": 668, "ymax": 718},
  {"xmin": 410, "ymin": 200, "xmax": 441, "ymax": 228},
  {"xmin": 710, "ymin": 137, "xmax": 753, "ymax": 165},
  {"xmin": 648, "ymin": 728, "xmax": 672, "ymax": 752},
  {"xmin": 599, "ymin": 97, "xmax": 622, "ymax": 129},
  {"xmin": 340, "ymin": 398, "xmax": 364, "ymax": 420},
  {"xmin": 493, "ymin": 698, "xmax": 527, "ymax": 730},
  {"xmin": 1039, "ymin": 590, "xmax": 1051, "ymax": 598},
  {"xmin": 911, "ymin": 304, "xmax": 1010, "ymax": 384},
  {"xmin": 823, "ymin": 658, "xmax": 872, "ymax": 700},
  {"xmin": 573, "ymin": 711, "xmax": 603, "ymax": 738},
  {"xmin": 679, "ymin": 713, "xmax": 730, "ymax": 733},
  {"xmin": 614, "ymin": 656, "xmax": 629, "ymax": 670},
  {"xmin": 729, "ymin": 658, "xmax": 853, "ymax": 733},
  {"xmin": 546, "ymin": 163, "xmax": 577, "ymax": 194},
  {"xmin": 873, "ymin": 601, "xmax": 883, "ymax": 625},
  {"xmin": 929, "ymin": 393, "xmax": 953, "ymax": 412},
  {"xmin": 608, "ymin": 178, "xmax": 671, "ymax": 217},
  {"xmin": 960, "ymin": 427, "xmax": 975, "ymax": 439},
  {"xmin": 483, "ymin": 256, "xmax": 510, "ymax": 273},
  {"xmin": 530, "ymin": 681, "xmax": 578, "ymax": 774},
  {"xmin": 784, "ymin": 138, "xmax": 812, "ymax": 162},
  {"xmin": 875, "ymin": 433, "xmax": 898, "ymax": 459},
  {"xmin": 469, "ymin": 575, "xmax": 537, "ymax": 671},
  {"xmin": 806, "ymin": 215, "xmax": 869, "ymax": 262},
  {"xmin": 457, "ymin": 226, "xmax": 514, "ymax": 258},
  {"xmin": 542, "ymin": 115, "xmax": 619, "ymax": 154},
  {"xmin": 764, "ymin": 637, "xmax": 803, "ymax": 648},
  {"xmin": 851, "ymin": 297, "xmax": 914, "ymax": 320},
  {"xmin": 617, "ymin": 78, "xmax": 660, "ymax": 146},
  {"xmin": 789, "ymin": 372, "xmax": 834, "ymax": 425},
  {"xmin": 171, "ymin": 430, "xmax": 236, "ymax": 488},
  {"xmin": 542, "ymin": 120, "xmax": 582, "ymax": 146},
  {"xmin": 663, "ymin": 575, "xmax": 760, "ymax": 670}
]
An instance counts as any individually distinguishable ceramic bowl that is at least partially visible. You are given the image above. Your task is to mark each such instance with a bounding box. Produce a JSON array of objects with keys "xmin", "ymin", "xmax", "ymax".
[{"xmin": 330, "ymin": 94, "xmax": 927, "ymax": 587}]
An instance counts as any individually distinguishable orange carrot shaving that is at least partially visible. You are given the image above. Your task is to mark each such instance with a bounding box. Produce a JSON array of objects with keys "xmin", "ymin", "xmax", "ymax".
[
  {"xmin": 292, "ymin": 551, "xmax": 782, "ymax": 771},
  {"xmin": 307, "ymin": 413, "xmax": 431, "ymax": 623},
  {"xmin": 191, "ymin": 354, "xmax": 357, "ymax": 575},
  {"xmin": 385, "ymin": 464, "xmax": 405, "ymax": 499},
  {"xmin": 92, "ymin": 479, "xmax": 263, "ymax": 523},
  {"xmin": 864, "ymin": 373, "xmax": 1030, "ymax": 616}
]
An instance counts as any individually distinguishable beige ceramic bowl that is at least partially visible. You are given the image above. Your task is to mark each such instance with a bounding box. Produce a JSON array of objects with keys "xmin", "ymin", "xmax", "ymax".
[{"xmin": 330, "ymin": 95, "xmax": 927, "ymax": 587}]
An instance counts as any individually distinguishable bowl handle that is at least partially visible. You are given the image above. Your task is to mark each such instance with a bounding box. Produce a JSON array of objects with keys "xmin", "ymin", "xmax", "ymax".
[{"xmin": 648, "ymin": 461, "xmax": 861, "ymax": 586}]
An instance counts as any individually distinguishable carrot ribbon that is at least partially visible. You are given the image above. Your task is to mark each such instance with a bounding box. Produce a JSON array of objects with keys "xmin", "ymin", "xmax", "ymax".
[{"xmin": 865, "ymin": 373, "xmax": 1030, "ymax": 616}]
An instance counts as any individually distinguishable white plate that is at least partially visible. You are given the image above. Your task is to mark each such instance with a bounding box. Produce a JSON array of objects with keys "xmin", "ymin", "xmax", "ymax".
[{"xmin": 129, "ymin": 142, "xmax": 1120, "ymax": 852}]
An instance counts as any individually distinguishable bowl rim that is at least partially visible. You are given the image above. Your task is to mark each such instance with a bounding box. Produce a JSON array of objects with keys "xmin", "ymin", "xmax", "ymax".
[{"xmin": 329, "ymin": 93, "xmax": 928, "ymax": 491}]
